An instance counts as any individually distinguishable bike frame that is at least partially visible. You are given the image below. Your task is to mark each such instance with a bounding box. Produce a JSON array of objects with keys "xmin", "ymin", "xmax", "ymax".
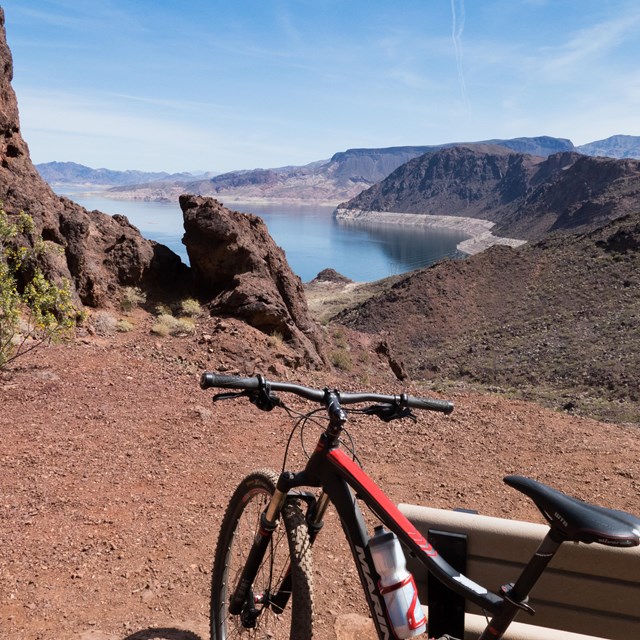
[{"xmin": 265, "ymin": 433, "xmax": 563, "ymax": 640}]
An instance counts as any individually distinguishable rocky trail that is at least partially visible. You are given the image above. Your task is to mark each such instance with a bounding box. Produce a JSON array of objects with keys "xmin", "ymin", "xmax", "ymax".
[{"xmin": 1, "ymin": 314, "xmax": 639, "ymax": 640}]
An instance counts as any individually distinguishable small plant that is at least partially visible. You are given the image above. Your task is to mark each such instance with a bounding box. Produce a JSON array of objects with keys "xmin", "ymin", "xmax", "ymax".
[
  {"xmin": 92, "ymin": 311, "xmax": 118, "ymax": 336},
  {"xmin": 267, "ymin": 330, "xmax": 284, "ymax": 347},
  {"xmin": 120, "ymin": 286, "xmax": 146, "ymax": 312},
  {"xmin": 151, "ymin": 313, "xmax": 177, "ymax": 336},
  {"xmin": 1, "ymin": 208, "xmax": 80, "ymax": 369},
  {"xmin": 172, "ymin": 317, "xmax": 195, "ymax": 335},
  {"xmin": 116, "ymin": 319, "xmax": 134, "ymax": 333},
  {"xmin": 151, "ymin": 320, "xmax": 172, "ymax": 337},
  {"xmin": 330, "ymin": 349, "xmax": 353, "ymax": 371},
  {"xmin": 154, "ymin": 303, "xmax": 172, "ymax": 317},
  {"xmin": 180, "ymin": 298, "xmax": 201, "ymax": 317}
]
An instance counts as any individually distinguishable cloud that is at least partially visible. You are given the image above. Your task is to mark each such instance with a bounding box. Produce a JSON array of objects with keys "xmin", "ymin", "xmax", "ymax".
[{"xmin": 540, "ymin": 10, "xmax": 640, "ymax": 77}]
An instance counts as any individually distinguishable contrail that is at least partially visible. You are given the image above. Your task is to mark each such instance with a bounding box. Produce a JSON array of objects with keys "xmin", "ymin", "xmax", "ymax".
[{"xmin": 451, "ymin": 0, "xmax": 470, "ymax": 110}]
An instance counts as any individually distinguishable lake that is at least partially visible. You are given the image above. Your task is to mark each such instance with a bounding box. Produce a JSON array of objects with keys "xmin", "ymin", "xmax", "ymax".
[{"xmin": 57, "ymin": 189, "xmax": 468, "ymax": 282}]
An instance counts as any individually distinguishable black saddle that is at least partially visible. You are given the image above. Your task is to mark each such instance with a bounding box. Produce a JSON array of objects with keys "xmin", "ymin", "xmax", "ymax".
[{"xmin": 504, "ymin": 475, "xmax": 640, "ymax": 547}]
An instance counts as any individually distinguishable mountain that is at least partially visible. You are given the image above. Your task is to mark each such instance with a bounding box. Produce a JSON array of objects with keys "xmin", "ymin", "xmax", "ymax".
[
  {"xmin": 577, "ymin": 135, "xmax": 640, "ymax": 159},
  {"xmin": 36, "ymin": 161, "xmax": 206, "ymax": 187},
  {"xmin": 105, "ymin": 147, "xmax": 441, "ymax": 204},
  {"xmin": 335, "ymin": 211, "xmax": 640, "ymax": 422},
  {"xmin": 336, "ymin": 145, "xmax": 640, "ymax": 241},
  {"xmin": 100, "ymin": 136, "xmax": 575, "ymax": 204}
]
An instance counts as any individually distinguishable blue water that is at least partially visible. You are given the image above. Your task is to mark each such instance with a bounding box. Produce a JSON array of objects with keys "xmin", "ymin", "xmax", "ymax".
[{"xmin": 57, "ymin": 188, "xmax": 467, "ymax": 282}]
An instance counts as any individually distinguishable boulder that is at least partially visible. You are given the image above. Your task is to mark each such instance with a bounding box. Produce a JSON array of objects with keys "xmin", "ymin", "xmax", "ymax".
[
  {"xmin": 180, "ymin": 195, "xmax": 325, "ymax": 367},
  {"xmin": 0, "ymin": 9, "xmax": 188, "ymax": 307}
]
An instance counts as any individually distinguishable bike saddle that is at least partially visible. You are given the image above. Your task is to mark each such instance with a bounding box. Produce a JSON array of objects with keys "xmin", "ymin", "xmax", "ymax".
[{"xmin": 504, "ymin": 475, "xmax": 640, "ymax": 547}]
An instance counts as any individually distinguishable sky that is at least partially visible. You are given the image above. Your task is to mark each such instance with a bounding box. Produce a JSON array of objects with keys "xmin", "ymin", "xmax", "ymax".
[{"xmin": 2, "ymin": 0, "xmax": 640, "ymax": 174}]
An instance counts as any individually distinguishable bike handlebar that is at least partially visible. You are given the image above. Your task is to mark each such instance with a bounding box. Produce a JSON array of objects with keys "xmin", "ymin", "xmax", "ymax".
[{"xmin": 200, "ymin": 372, "xmax": 454, "ymax": 415}]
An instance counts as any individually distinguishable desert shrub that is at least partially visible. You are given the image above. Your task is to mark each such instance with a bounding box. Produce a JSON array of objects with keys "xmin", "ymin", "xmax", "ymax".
[
  {"xmin": 116, "ymin": 319, "xmax": 134, "ymax": 333},
  {"xmin": 92, "ymin": 311, "xmax": 118, "ymax": 336},
  {"xmin": 120, "ymin": 286, "xmax": 146, "ymax": 312},
  {"xmin": 330, "ymin": 349, "xmax": 352, "ymax": 371},
  {"xmin": 150, "ymin": 321, "xmax": 171, "ymax": 337},
  {"xmin": 0, "ymin": 208, "xmax": 80, "ymax": 369},
  {"xmin": 267, "ymin": 330, "xmax": 284, "ymax": 347},
  {"xmin": 151, "ymin": 313, "xmax": 177, "ymax": 336},
  {"xmin": 331, "ymin": 327, "xmax": 349, "ymax": 349},
  {"xmin": 154, "ymin": 303, "xmax": 172, "ymax": 316},
  {"xmin": 180, "ymin": 298, "xmax": 201, "ymax": 317},
  {"xmin": 172, "ymin": 317, "xmax": 195, "ymax": 335}
]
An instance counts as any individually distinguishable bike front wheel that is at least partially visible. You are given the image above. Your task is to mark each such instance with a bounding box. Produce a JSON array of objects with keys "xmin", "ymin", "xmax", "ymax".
[{"xmin": 210, "ymin": 469, "xmax": 314, "ymax": 639}]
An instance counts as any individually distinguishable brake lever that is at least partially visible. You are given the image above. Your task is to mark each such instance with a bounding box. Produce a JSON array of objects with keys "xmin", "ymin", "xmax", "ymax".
[
  {"xmin": 363, "ymin": 404, "xmax": 417, "ymax": 423},
  {"xmin": 212, "ymin": 390, "xmax": 251, "ymax": 403}
]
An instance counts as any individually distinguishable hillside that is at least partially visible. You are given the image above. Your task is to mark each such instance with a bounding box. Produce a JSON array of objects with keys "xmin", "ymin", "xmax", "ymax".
[
  {"xmin": 336, "ymin": 211, "xmax": 640, "ymax": 423},
  {"xmin": 337, "ymin": 146, "xmax": 640, "ymax": 241}
]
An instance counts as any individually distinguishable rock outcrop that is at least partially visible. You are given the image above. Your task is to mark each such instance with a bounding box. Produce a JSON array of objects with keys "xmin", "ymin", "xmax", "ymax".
[
  {"xmin": 180, "ymin": 195, "xmax": 324, "ymax": 367},
  {"xmin": 0, "ymin": 9, "xmax": 188, "ymax": 307}
]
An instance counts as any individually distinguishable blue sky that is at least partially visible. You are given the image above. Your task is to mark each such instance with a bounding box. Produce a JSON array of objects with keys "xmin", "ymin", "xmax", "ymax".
[{"xmin": 3, "ymin": 0, "xmax": 640, "ymax": 173}]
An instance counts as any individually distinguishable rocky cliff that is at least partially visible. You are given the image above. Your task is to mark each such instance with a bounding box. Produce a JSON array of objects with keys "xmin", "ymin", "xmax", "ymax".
[
  {"xmin": 338, "ymin": 145, "xmax": 640, "ymax": 241},
  {"xmin": 180, "ymin": 195, "xmax": 325, "ymax": 366},
  {"xmin": 0, "ymin": 9, "xmax": 187, "ymax": 307},
  {"xmin": 1, "ymin": 11, "xmax": 327, "ymax": 370}
]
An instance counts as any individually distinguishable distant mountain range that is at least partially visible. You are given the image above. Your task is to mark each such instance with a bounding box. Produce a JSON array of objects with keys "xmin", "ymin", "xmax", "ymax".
[
  {"xmin": 35, "ymin": 134, "xmax": 640, "ymax": 205},
  {"xmin": 337, "ymin": 145, "xmax": 640, "ymax": 241},
  {"xmin": 35, "ymin": 161, "xmax": 215, "ymax": 187},
  {"xmin": 576, "ymin": 134, "xmax": 640, "ymax": 159}
]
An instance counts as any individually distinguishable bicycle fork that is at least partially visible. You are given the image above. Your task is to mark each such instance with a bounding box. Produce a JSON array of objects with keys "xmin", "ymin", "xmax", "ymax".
[{"xmin": 228, "ymin": 474, "xmax": 329, "ymax": 623}]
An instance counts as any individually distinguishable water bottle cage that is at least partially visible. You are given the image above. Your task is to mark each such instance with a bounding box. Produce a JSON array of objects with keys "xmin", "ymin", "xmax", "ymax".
[{"xmin": 378, "ymin": 574, "xmax": 427, "ymax": 631}]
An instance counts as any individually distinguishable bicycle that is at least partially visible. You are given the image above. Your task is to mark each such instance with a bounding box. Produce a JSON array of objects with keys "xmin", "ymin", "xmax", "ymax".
[{"xmin": 200, "ymin": 372, "xmax": 640, "ymax": 640}]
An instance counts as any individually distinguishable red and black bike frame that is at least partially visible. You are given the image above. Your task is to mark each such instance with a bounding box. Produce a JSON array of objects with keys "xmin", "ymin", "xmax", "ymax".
[{"xmin": 291, "ymin": 431, "xmax": 506, "ymax": 639}]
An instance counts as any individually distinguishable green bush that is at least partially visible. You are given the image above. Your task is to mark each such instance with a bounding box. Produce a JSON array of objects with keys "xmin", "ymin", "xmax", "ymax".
[{"xmin": 0, "ymin": 208, "xmax": 80, "ymax": 369}]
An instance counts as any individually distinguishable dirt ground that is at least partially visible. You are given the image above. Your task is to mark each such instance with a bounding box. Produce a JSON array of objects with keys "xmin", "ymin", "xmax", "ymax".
[{"xmin": 1, "ymin": 312, "xmax": 639, "ymax": 640}]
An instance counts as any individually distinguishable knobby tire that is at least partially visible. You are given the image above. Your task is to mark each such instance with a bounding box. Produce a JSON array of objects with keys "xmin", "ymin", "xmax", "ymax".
[{"xmin": 210, "ymin": 469, "xmax": 314, "ymax": 639}]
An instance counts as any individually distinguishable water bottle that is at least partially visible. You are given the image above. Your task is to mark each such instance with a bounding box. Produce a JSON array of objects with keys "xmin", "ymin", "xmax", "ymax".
[{"xmin": 368, "ymin": 525, "xmax": 427, "ymax": 638}]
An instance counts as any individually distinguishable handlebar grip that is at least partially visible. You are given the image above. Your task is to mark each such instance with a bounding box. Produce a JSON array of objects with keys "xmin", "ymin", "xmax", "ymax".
[
  {"xmin": 199, "ymin": 372, "xmax": 259, "ymax": 390},
  {"xmin": 409, "ymin": 397, "xmax": 454, "ymax": 415}
]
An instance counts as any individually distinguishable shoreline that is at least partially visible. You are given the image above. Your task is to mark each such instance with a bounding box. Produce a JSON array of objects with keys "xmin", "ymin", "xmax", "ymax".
[{"xmin": 334, "ymin": 208, "xmax": 527, "ymax": 255}]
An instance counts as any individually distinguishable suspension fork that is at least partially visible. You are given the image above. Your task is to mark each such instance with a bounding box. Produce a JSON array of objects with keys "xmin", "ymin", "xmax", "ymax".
[
  {"xmin": 228, "ymin": 482, "xmax": 289, "ymax": 616},
  {"xmin": 229, "ymin": 470, "xmax": 326, "ymax": 617},
  {"xmin": 229, "ymin": 426, "xmax": 339, "ymax": 618}
]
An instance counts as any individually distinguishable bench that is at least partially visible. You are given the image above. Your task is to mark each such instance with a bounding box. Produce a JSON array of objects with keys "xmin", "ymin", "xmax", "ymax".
[{"xmin": 398, "ymin": 504, "xmax": 640, "ymax": 640}]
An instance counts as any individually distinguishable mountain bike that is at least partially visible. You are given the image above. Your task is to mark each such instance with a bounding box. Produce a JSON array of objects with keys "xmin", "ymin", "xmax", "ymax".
[{"xmin": 200, "ymin": 372, "xmax": 640, "ymax": 640}]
